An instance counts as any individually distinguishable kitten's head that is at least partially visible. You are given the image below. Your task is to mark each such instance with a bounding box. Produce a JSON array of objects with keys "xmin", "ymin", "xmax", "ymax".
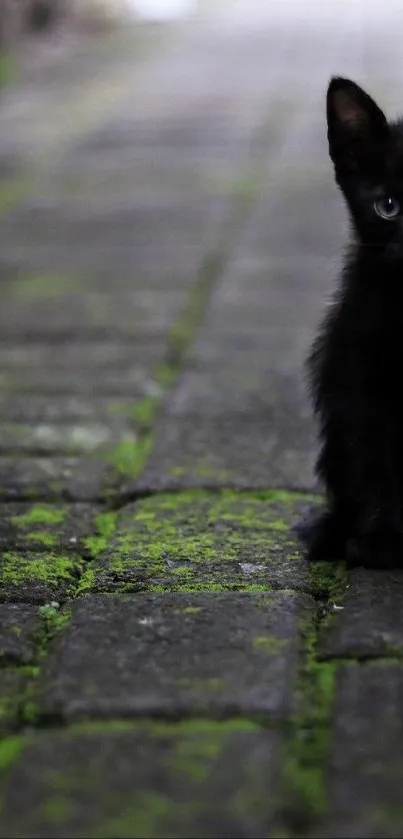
[{"xmin": 327, "ymin": 77, "xmax": 403, "ymax": 255}]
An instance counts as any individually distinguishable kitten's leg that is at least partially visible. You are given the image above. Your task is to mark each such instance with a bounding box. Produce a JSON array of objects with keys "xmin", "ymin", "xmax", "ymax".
[
  {"xmin": 322, "ymin": 422, "xmax": 403, "ymax": 569},
  {"xmin": 346, "ymin": 529, "xmax": 403, "ymax": 569},
  {"xmin": 300, "ymin": 507, "xmax": 347, "ymax": 563}
]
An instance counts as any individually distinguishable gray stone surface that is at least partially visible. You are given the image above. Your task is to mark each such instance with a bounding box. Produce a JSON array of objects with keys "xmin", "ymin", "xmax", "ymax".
[
  {"xmin": 80, "ymin": 491, "xmax": 316, "ymax": 594},
  {"xmin": 0, "ymin": 196, "xmax": 227, "ymax": 254},
  {"xmin": 134, "ymin": 204, "xmax": 338, "ymax": 494},
  {"xmin": 0, "ymin": 670, "xmax": 28, "ymax": 735},
  {"xmin": 0, "ymin": 395, "xmax": 140, "ymax": 425},
  {"xmin": 0, "ymin": 723, "xmax": 284, "ymax": 838},
  {"xmin": 0, "ymin": 423, "xmax": 135, "ymax": 454},
  {"xmin": 318, "ymin": 663, "xmax": 403, "ymax": 838},
  {"xmin": 0, "ymin": 457, "xmax": 117, "ymax": 502},
  {"xmin": 319, "ymin": 570, "xmax": 403, "ymax": 659},
  {"xmin": 38, "ymin": 592, "xmax": 313, "ymax": 721},
  {"xmin": 136, "ymin": 413, "xmax": 318, "ymax": 492},
  {"xmin": 0, "ymin": 345, "xmax": 165, "ymax": 396},
  {"xmin": 0, "ymin": 603, "xmax": 41, "ymax": 664}
]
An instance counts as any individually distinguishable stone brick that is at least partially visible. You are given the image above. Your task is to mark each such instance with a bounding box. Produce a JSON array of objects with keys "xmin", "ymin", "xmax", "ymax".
[
  {"xmin": 0, "ymin": 502, "xmax": 98, "ymax": 554},
  {"xmin": 78, "ymin": 491, "xmax": 316, "ymax": 594},
  {"xmin": 38, "ymin": 592, "xmax": 314, "ymax": 721},
  {"xmin": 319, "ymin": 570, "xmax": 403, "ymax": 660},
  {"xmin": 318, "ymin": 663, "xmax": 403, "ymax": 838},
  {"xmin": 0, "ymin": 551, "xmax": 84, "ymax": 603},
  {"xmin": 0, "ymin": 722, "xmax": 284, "ymax": 838},
  {"xmin": 0, "ymin": 603, "xmax": 41, "ymax": 664}
]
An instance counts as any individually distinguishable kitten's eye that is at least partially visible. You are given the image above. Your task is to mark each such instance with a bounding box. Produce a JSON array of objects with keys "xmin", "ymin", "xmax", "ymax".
[{"xmin": 374, "ymin": 196, "xmax": 400, "ymax": 220}]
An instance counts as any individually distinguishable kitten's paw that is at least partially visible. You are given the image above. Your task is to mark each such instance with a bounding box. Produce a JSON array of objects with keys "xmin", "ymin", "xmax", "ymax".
[
  {"xmin": 297, "ymin": 510, "xmax": 347, "ymax": 563},
  {"xmin": 346, "ymin": 529, "xmax": 403, "ymax": 569}
]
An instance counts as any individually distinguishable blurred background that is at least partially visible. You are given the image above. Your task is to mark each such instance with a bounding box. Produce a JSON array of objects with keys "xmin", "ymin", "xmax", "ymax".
[{"xmin": 0, "ymin": 0, "xmax": 402, "ymax": 490}]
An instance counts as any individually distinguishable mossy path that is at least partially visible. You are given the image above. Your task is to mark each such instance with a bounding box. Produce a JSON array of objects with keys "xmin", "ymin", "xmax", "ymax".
[{"xmin": 0, "ymin": 3, "xmax": 402, "ymax": 837}]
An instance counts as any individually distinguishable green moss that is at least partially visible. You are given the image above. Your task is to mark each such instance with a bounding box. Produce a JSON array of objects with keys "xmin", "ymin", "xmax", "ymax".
[
  {"xmin": 11, "ymin": 505, "xmax": 66, "ymax": 527},
  {"xmin": 83, "ymin": 512, "xmax": 117, "ymax": 559},
  {"xmin": 0, "ymin": 178, "xmax": 28, "ymax": 215},
  {"xmin": 282, "ymin": 620, "xmax": 337, "ymax": 825},
  {"xmin": 0, "ymin": 666, "xmax": 42, "ymax": 734},
  {"xmin": 0, "ymin": 53, "xmax": 15, "ymax": 87},
  {"xmin": 21, "ymin": 699, "xmax": 40, "ymax": 725},
  {"xmin": 25, "ymin": 487, "xmax": 42, "ymax": 500},
  {"xmin": 309, "ymin": 560, "xmax": 347, "ymax": 600},
  {"xmin": 280, "ymin": 548, "xmax": 348, "ymax": 830},
  {"xmin": 154, "ymin": 363, "xmax": 175, "ymax": 389},
  {"xmin": 41, "ymin": 798, "xmax": 73, "ymax": 823},
  {"xmin": 95, "ymin": 579, "xmax": 272, "ymax": 595},
  {"xmin": 17, "ymin": 605, "xmax": 71, "ymax": 727},
  {"xmin": 24, "ymin": 531, "xmax": 57, "ymax": 548},
  {"xmin": 252, "ymin": 636, "xmax": 288, "ymax": 653},
  {"xmin": 164, "ymin": 250, "xmax": 227, "ymax": 370},
  {"xmin": 168, "ymin": 732, "xmax": 222, "ymax": 782},
  {"xmin": 75, "ymin": 567, "xmax": 96, "ymax": 596},
  {"xmin": 0, "ymin": 553, "xmax": 81, "ymax": 589},
  {"xmin": 83, "ymin": 490, "xmax": 314, "ymax": 594},
  {"xmin": 0, "ymin": 737, "xmax": 23, "ymax": 770},
  {"xmin": 131, "ymin": 397, "xmax": 160, "ymax": 431},
  {"xmin": 176, "ymin": 677, "xmax": 225, "ymax": 693},
  {"xmin": 39, "ymin": 603, "xmax": 71, "ymax": 637},
  {"xmin": 12, "ymin": 274, "xmax": 72, "ymax": 300},
  {"xmin": 105, "ymin": 436, "xmax": 153, "ymax": 477},
  {"xmin": 168, "ymin": 466, "xmax": 186, "ymax": 477},
  {"xmin": 87, "ymin": 719, "xmax": 264, "ymax": 836},
  {"xmin": 181, "ymin": 606, "xmax": 202, "ymax": 615}
]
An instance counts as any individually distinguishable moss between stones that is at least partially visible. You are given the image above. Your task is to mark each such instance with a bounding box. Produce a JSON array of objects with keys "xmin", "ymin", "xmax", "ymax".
[
  {"xmin": 280, "ymin": 559, "xmax": 348, "ymax": 831},
  {"xmin": 99, "ymin": 149, "xmax": 285, "ymax": 490},
  {"xmin": 17, "ymin": 604, "xmax": 72, "ymax": 727},
  {"xmin": 131, "ymin": 397, "xmax": 160, "ymax": 432},
  {"xmin": 282, "ymin": 625, "xmax": 337, "ymax": 827},
  {"xmin": 76, "ymin": 567, "xmax": 97, "ymax": 596},
  {"xmin": 39, "ymin": 603, "xmax": 71, "ymax": 636},
  {"xmin": 105, "ymin": 436, "xmax": 153, "ymax": 477},
  {"xmin": 83, "ymin": 512, "xmax": 117, "ymax": 559},
  {"xmin": 153, "ymin": 363, "xmax": 175, "ymax": 389},
  {"xmin": 308, "ymin": 560, "xmax": 347, "ymax": 600}
]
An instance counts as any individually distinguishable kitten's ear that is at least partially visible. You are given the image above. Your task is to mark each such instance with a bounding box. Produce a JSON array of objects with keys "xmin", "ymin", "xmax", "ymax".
[{"xmin": 327, "ymin": 77, "xmax": 388, "ymax": 171}]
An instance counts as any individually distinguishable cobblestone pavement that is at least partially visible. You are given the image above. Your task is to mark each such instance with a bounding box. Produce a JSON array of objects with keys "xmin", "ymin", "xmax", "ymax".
[{"xmin": 1, "ymin": 1, "xmax": 403, "ymax": 836}]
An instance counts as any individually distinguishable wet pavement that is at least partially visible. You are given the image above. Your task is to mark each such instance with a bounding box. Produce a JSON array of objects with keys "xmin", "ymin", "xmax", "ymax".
[{"xmin": 0, "ymin": 1, "xmax": 403, "ymax": 836}]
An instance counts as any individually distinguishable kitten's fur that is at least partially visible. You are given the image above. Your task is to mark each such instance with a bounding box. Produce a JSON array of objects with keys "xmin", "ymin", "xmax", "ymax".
[{"xmin": 305, "ymin": 77, "xmax": 403, "ymax": 568}]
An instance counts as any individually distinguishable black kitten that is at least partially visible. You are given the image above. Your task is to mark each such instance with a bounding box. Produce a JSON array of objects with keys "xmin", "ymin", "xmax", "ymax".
[{"xmin": 305, "ymin": 76, "xmax": 403, "ymax": 569}]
